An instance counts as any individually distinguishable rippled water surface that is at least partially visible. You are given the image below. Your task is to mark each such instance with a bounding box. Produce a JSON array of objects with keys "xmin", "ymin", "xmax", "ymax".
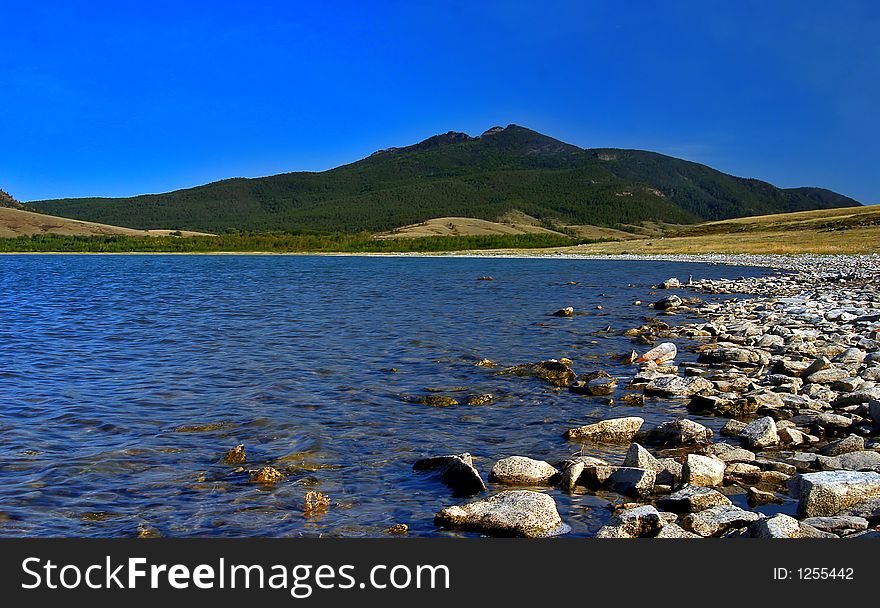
[{"xmin": 0, "ymin": 254, "xmax": 772, "ymax": 537}]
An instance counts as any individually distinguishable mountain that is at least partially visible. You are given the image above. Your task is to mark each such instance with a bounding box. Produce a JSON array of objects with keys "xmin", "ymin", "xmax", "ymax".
[{"xmin": 27, "ymin": 125, "xmax": 861, "ymax": 233}]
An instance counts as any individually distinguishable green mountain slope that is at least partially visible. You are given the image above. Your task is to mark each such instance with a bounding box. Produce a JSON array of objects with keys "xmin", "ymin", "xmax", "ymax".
[{"xmin": 28, "ymin": 125, "xmax": 861, "ymax": 233}]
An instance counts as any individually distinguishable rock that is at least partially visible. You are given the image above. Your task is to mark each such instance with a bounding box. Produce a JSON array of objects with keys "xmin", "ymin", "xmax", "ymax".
[
  {"xmin": 620, "ymin": 392, "xmax": 646, "ymax": 406},
  {"xmin": 747, "ymin": 486, "xmax": 783, "ymax": 506},
  {"xmin": 635, "ymin": 342, "xmax": 677, "ymax": 364},
  {"xmin": 584, "ymin": 376, "xmax": 618, "ymax": 396},
  {"xmin": 834, "ymin": 347, "xmax": 866, "ymax": 364},
  {"xmin": 816, "ymin": 451, "xmax": 880, "ymax": 471},
  {"xmin": 748, "ymin": 514, "xmax": 801, "ymax": 538},
  {"xmin": 655, "ymin": 522, "xmax": 702, "ymax": 538},
  {"xmin": 414, "ymin": 452, "xmax": 486, "ymax": 495},
  {"xmin": 489, "ymin": 456, "xmax": 559, "ymax": 485},
  {"xmin": 802, "ymin": 356, "xmax": 832, "ymax": 378},
  {"xmin": 385, "ymin": 523, "xmax": 409, "ymax": 535},
  {"xmin": 564, "ymin": 417, "xmax": 644, "ymax": 443},
  {"xmin": 551, "ymin": 307, "xmax": 574, "ymax": 317},
  {"xmin": 820, "ymin": 434, "xmax": 865, "ymax": 457},
  {"xmin": 739, "ymin": 416, "xmax": 779, "ymax": 449},
  {"xmin": 832, "ymin": 387, "xmax": 880, "ymax": 407},
  {"xmin": 800, "ymin": 516, "xmax": 869, "ymax": 535},
  {"xmin": 558, "ymin": 461, "xmax": 585, "ymax": 493},
  {"xmin": 640, "ymin": 419, "xmax": 713, "ymax": 446},
  {"xmin": 682, "ymin": 454, "xmax": 726, "ymax": 487},
  {"xmin": 614, "ymin": 505, "xmax": 665, "ymax": 537},
  {"xmin": 440, "ymin": 455, "xmax": 487, "ymax": 495},
  {"xmin": 840, "ymin": 497, "xmax": 880, "ymax": 521},
  {"xmin": 790, "ymin": 470, "xmax": 880, "ymax": 517},
  {"xmin": 221, "ymin": 444, "xmax": 246, "ymax": 465},
  {"xmin": 475, "ymin": 358, "xmax": 497, "ymax": 368},
  {"xmin": 510, "ymin": 360, "xmax": 577, "ymax": 387},
  {"xmin": 622, "ymin": 443, "xmax": 661, "ymax": 471},
  {"xmin": 466, "ymin": 393, "xmax": 494, "ymax": 406},
  {"xmin": 654, "ymin": 295, "xmax": 683, "ymax": 310},
  {"xmin": 721, "ymin": 419, "xmax": 748, "ymax": 437},
  {"xmin": 680, "ymin": 505, "xmax": 762, "ymax": 537},
  {"xmin": 704, "ymin": 443, "xmax": 756, "ymax": 463},
  {"xmin": 608, "ymin": 467, "xmax": 656, "ymax": 497},
  {"xmin": 698, "ymin": 345, "xmax": 770, "ymax": 367},
  {"xmin": 250, "ymin": 466, "xmax": 284, "ymax": 484},
  {"xmin": 660, "ymin": 278, "xmax": 681, "ymax": 289},
  {"xmin": 805, "ymin": 368, "xmax": 851, "ymax": 384},
  {"xmin": 644, "ymin": 375, "xmax": 713, "ymax": 397},
  {"xmin": 434, "ymin": 490, "xmax": 566, "ymax": 538},
  {"xmin": 778, "ymin": 427, "xmax": 807, "ymax": 446},
  {"xmin": 595, "ymin": 525, "xmax": 631, "ymax": 538},
  {"xmin": 657, "ymin": 485, "xmax": 731, "ymax": 513},
  {"xmin": 656, "ymin": 458, "xmax": 684, "ymax": 486},
  {"xmin": 416, "ymin": 394, "xmax": 460, "ymax": 407},
  {"xmin": 868, "ymin": 399, "xmax": 880, "ymax": 426}
]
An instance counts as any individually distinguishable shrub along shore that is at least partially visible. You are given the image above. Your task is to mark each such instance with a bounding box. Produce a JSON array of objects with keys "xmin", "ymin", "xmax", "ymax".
[{"xmin": 0, "ymin": 232, "xmax": 598, "ymax": 253}]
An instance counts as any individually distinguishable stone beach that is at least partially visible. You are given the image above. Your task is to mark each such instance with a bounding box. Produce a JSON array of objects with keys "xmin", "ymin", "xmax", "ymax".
[{"xmin": 431, "ymin": 254, "xmax": 880, "ymax": 538}]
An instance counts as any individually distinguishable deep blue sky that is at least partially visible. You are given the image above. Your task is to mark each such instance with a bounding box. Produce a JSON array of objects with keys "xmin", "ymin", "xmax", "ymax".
[{"xmin": 2, "ymin": 0, "xmax": 878, "ymax": 203}]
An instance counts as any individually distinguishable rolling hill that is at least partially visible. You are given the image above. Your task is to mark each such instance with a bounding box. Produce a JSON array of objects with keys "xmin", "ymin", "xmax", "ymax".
[
  {"xmin": 0, "ymin": 205, "xmax": 211, "ymax": 238},
  {"xmin": 27, "ymin": 125, "xmax": 861, "ymax": 233}
]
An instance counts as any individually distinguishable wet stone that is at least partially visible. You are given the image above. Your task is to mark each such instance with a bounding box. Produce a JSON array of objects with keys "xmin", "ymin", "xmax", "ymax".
[
  {"xmin": 434, "ymin": 490, "xmax": 567, "ymax": 538},
  {"xmin": 488, "ymin": 456, "xmax": 559, "ymax": 485}
]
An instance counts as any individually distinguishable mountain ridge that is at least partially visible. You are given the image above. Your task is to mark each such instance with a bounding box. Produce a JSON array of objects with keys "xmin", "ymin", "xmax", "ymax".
[{"xmin": 27, "ymin": 124, "xmax": 861, "ymax": 233}]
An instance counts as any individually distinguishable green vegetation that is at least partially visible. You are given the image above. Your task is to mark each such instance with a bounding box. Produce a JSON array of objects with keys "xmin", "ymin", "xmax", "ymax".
[
  {"xmin": 0, "ymin": 231, "xmax": 593, "ymax": 253},
  {"xmin": 28, "ymin": 125, "xmax": 860, "ymax": 234}
]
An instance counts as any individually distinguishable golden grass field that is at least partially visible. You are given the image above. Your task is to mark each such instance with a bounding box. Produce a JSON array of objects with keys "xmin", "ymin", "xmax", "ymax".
[{"xmin": 0, "ymin": 206, "xmax": 211, "ymax": 238}]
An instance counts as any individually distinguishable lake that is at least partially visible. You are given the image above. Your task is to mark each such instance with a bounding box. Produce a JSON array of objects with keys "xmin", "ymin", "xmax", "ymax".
[{"xmin": 0, "ymin": 254, "xmax": 772, "ymax": 537}]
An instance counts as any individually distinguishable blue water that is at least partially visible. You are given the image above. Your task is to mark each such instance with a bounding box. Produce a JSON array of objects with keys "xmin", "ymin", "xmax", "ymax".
[{"xmin": 0, "ymin": 254, "xmax": 770, "ymax": 537}]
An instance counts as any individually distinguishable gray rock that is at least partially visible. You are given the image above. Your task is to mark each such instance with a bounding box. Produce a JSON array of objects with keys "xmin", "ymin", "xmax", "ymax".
[
  {"xmin": 704, "ymin": 443, "xmax": 756, "ymax": 463},
  {"xmin": 698, "ymin": 345, "xmax": 770, "ymax": 367},
  {"xmin": 682, "ymin": 454, "xmax": 726, "ymax": 487},
  {"xmin": 800, "ymin": 516, "xmax": 869, "ymax": 535},
  {"xmin": 656, "ymin": 458, "xmax": 684, "ymax": 486},
  {"xmin": 801, "ymin": 356, "xmax": 831, "ymax": 378},
  {"xmin": 739, "ymin": 416, "xmax": 779, "ymax": 449},
  {"xmin": 816, "ymin": 451, "xmax": 880, "ymax": 472},
  {"xmin": 654, "ymin": 522, "xmax": 702, "ymax": 538},
  {"xmin": 489, "ymin": 456, "xmax": 559, "ymax": 485},
  {"xmin": 840, "ymin": 497, "xmax": 880, "ymax": 521},
  {"xmin": 660, "ymin": 277, "xmax": 681, "ymax": 289},
  {"xmin": 622, "ymin": 443, "xmax": 661, "ymax": 471},
  {"xmin": 820, "ymin": 435, "xmax": 866, "ymax": 457},
  {"xmin": 681, "ymin": 505, "xmax": 762, "ymax": 537},
  {"xmin": 434, "ymin": 490, "xmax": 566, "ymax": 537},
  {"xmin": 721, "ymin": 419, "xmax": 748, "ymax": 437},
  {"xmin": 790, "ymin": 470, "xmax": 880, "ymax": 517},
  {"xmin": 614, "ymin": 505, "xmax": 664, "ymax": 537},
  {"xmin": 805, "ymin": 368, "xmax": 851, "ymax": 385},
  {"xmin": 640, "ymin": 418, "xmax": 713, "ymax": 446},
  {"xmin": 558, "ymin": 461, "xmax": 585, "ymax": 493},
  {"xmin": 657, "ymin": 485, "xmax": 731, "ymax": 513},
  {"xmin": 748, "ymin": 513, "xmax": 801, "ymax": 538},
  {"xmin": 608, "ymin": 467, "xmax": 656, "ymax": 497},
  {"xmin": 832, "ymin": 387, "xmax": 880, "ymax": 407},
  {"xmin": 644, "ymin": 375, "xmax": 713, "ymax": 397},
  {"xmin": 564, "ymin": 417, "xmax": 644, "ymax": 443},
  {"xmin": 834, "ymin": 347, "xmax": 866, "ymax": 364}
]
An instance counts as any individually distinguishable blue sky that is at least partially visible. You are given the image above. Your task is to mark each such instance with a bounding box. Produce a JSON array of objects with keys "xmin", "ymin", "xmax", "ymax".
[{"xmin": 2, "ymin": 0, "xmax": 878, "ymax": 203}]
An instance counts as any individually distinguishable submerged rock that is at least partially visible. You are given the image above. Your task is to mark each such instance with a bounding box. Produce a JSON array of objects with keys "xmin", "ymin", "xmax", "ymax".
[
  {"xmin": 250, "ymin": 466, "xmax": 284, "ymax": 484},
  {"xmin": 551, "ymin": 307, "xmax": 575, "ymax": 317},
  {"xmin": 501, "ymin": 360, "xmax": 577, "ymax": 387},
  {"xmin": 413, "ymin": 452, "xmax": 486, "ymax": 495},
  {"xmin": 466, "ymin": 393, "xmax": 494, "ymax": 406},
  {"xmin": 414, "ymin": 394, "xmax": 460, "ymax": 407},
  {"xmin": 221, "ymin": 444, "xmax": 247, "ymax": 465},
  {"xmin": 489, "ymin": 456, "xmax": 558, "ymax": 485},
  {"xmin": 434, "ymin": 490, "xmax": 566, "ymax": 538}
]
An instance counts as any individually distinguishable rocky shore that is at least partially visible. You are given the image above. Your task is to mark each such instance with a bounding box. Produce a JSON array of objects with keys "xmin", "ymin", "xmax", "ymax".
[{"xmin": 423, "ymin": 254, "xmax": 880, "ymax": 538}]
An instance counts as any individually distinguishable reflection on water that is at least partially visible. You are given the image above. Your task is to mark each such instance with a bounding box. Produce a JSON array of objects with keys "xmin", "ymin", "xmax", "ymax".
[{"xmin": 0, "ymin": 254, "xmax": 770, "ymax": 537}]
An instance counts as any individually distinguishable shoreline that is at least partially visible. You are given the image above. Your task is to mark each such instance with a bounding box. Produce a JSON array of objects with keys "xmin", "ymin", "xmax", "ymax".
[
  {"xmin": 429, "ymin": 254, "xmax": 880, "ymax": 538},
  {"xmin": 1, "ymin": 249, "xmax": 877, "ymax": 269}
]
